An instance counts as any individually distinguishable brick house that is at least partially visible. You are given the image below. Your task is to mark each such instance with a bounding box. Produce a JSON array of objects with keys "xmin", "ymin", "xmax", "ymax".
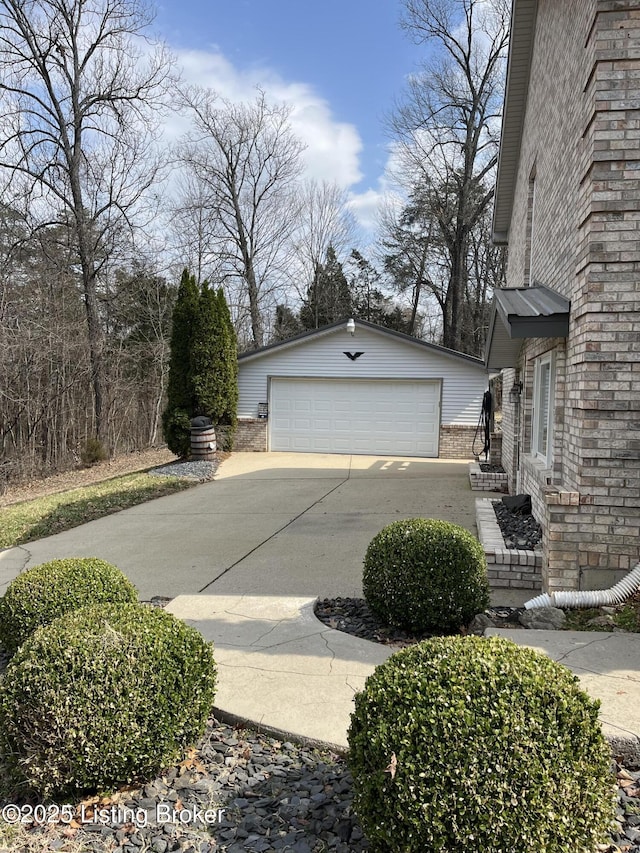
[{"xmin": 485, "ymin": 0, "xmax": 640, "ymax": 592}]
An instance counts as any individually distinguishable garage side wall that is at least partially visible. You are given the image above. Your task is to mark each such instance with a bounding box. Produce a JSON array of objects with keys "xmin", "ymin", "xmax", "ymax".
[{"xmin": 237, "ymin": 326, "xmax": 487, "ymax": 458}]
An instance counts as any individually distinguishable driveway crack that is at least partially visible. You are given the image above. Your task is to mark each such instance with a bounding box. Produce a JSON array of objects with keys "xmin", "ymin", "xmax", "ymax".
[
  {"xmin": 319, "ymin": 630, "xmax": 337, "ymax": 674},
  {"xmin": 198, "ymin": 478, "xmax": 349, "ymax": 592},
  {"xmin": 9, "ymin": 545, "xmax": 31, "ymax": 573},
  {"xmin": 554, "ymin": 633, "xmax": 614, "ymax": 665}
]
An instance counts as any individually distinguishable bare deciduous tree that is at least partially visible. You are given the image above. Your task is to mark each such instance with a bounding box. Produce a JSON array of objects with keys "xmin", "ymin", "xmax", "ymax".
[
  {"xmin": 178, "ymin": 88, "xmax": 305, "ymax": 348},
  {"xmin": 289, "ymin": 179, "xmax": 355, "ymax": 301},
  {"xmin": 0, "ymin": 0, "xmax": 173, "ymax": 440},
  {"xmin": 389, "ymin": 0, "xmax": 509, "ymax": 352}
]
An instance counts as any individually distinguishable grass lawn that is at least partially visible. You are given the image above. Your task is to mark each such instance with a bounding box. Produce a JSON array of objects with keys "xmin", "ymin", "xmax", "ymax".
[{"xmin": 0, "ymin": 474, "xmax": 193, "ymax": 550}]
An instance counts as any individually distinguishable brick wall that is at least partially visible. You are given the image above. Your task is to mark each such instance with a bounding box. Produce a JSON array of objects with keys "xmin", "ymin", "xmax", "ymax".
[
  {"xmin": 501, "ymin": 0, "xmax": 640, "ymax": 591},
  {"xmin": 439, "ymin": 425, "xmax": 478, "ymax": 459},
  {"xmin": 230, "ymin": 421, "xmax": 477, "ymax": 458},
  {"xmin": 499, "ymin": 368, "xmax": 519, "ymax": 493},
  {"xmin": 489, "ymin": 432, "xmax": 503, "ymax": 467},
  {"xmin": 232, "ymin": 419, "xmax": 267, "ymax": 452}
]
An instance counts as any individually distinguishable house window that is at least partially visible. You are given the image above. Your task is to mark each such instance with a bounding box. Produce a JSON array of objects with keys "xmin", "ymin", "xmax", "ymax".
[{"xmin": 532, "ymin": 352, "xmax": 554, "ymax": 465}]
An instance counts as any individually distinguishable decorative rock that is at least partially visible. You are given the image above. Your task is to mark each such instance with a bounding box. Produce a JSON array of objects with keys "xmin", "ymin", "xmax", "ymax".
[
  {"xmin": 150, "ymin": 459, "xmax": 219, "ymax": 481},
  {"xmin": 587, "ymin": 615, "xmax": 616, "ymax": 629},
  {"xmin": 518, "ymin": 606, "xmax": 567, "ymax": 630},
  {"xmin": 493, "ymin": 499, "xmax": 543, "ymax": 551},
  {"xmin": 468, "ymin": 613, "xmax": 495, "ymax": 635}
]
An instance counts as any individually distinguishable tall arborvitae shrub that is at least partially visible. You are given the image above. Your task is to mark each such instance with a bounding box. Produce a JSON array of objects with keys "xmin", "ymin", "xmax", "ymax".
[
  {"xmin": 191, "ymin": 281, "xmax": 219, "ymax": 419},
  {"xmin": 163, "ymin": 273, "xmax": 239, "ymax": 456},
  {"xmin": 190, "ymin": 285, "xmax": 238, "ymax": 449},
  {"xmin": 215, "ymin": 288, "xmax": 238, "ymax": 446},
  {"xmin": 162, "ymin": 269, "xmax": 199, "ymax": 457}
]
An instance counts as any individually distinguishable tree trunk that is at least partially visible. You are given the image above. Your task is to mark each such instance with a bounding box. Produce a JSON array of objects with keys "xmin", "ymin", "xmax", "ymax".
[{"xmin": 81, "ymin": 270, "xmax": 105, "ymax": 441}]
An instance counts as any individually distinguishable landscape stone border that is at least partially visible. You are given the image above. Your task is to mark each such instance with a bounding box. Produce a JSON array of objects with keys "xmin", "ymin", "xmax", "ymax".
[
  {"xmin": 468, "ymin": 460, "xmax": 509, "ymax": 492},
  {"xmin": 476, "ymin": 497, "xmax": 542, "ymax": 590}
]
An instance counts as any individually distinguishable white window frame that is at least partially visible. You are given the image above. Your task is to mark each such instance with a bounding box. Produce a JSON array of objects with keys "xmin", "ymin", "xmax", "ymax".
[{"xmin": 531, "ymin": 352, "xmax": 555, "ymax": 467}]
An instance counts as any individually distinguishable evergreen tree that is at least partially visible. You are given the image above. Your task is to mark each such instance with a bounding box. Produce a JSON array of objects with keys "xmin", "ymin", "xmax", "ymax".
[
  {"xmin": 299, "ymin": 245, "xmax": 352, "ymax": 329},
  {"xmin": 272, "ymin": 305, "xmax": 302, "ymax": 342},
  {"xmin": 215, "ymin": 288, "xmax": 239, "ymax": 435},
  {"xmin": 162, "ymin": 269, "xmax": 199, "ymax": 456},
  {"xmin": 190, "ymin": 281, "xmax": 219, "ymax": 419},
  {"xmin": 163, "ymin": 271, "xmax": 239, "ymax": 456}
]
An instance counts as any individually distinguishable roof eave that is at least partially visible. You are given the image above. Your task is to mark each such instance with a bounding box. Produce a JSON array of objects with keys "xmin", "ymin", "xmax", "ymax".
[
  {"xmin": 239, "ymin": 318, "xmax": 487, "ymax": 369},
  {"xmin": 491, "ymin": 0, "xmax": 539, "ymax": 246}
]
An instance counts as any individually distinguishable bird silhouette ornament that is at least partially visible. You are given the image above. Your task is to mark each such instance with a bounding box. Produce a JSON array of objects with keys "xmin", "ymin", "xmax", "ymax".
[{"xmin": 343, "ymin": 351, "xmax": 364, "ymax": 361}]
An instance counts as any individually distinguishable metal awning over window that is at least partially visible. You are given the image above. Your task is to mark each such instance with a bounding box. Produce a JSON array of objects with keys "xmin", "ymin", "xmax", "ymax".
[{"xmin": 484, "ymin": 283, "xmax": 570, "ymax": 370}]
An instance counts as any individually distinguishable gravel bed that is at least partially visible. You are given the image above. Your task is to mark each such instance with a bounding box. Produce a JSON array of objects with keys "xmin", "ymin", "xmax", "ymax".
[
  {"xmin": 314, "ymin": 596, "xmax": 525, "ymax": 640},
  {"xmin": 149, "ymin": 459, "xmax": 221, "ymax": 481},
  {"xmin": 479, "ymin": 462, "xmax": 506, "ymax": 473},
  {"xmin": 2, "ymin": 711, "xmax": 636, "ymax": 853},
  {"xmin": 493, "ymin": 498, "xmax": 543, "ymax": 550},
  {"xmin": 314, "ymin": 596, "xmax": 435, "ymax": 646},
  {"xmin": 0, "ymin": 718, "xmax": 367, "ymax": 853}
]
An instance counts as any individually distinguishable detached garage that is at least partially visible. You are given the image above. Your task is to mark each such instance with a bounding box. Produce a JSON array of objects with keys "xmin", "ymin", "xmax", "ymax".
[{"xmin": 235, "ymin": 319, "xmax": 488, "ymax": 458}]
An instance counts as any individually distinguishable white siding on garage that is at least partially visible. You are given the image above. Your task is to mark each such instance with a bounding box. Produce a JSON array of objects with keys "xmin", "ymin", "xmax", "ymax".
[
  {"xmin": 270, "ymin": 378, "xmax": 441, "ymax": 456},
  {"xmin": 238, "ymin": 324, "xmax": 486, "ymax": 426}
]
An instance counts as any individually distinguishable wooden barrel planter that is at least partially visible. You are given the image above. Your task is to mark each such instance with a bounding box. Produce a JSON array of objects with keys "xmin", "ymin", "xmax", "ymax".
[{"xmin": 190, "ymin": 426, "xmax": 216, "ymax": 460}]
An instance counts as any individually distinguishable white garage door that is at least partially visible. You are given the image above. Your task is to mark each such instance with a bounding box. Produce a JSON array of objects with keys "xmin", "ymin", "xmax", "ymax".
[{"xmin": 269, "ymin": 378, "xmax": 440, "ymax": 457}]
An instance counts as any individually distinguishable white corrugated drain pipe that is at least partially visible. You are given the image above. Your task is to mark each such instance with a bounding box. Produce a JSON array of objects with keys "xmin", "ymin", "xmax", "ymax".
[{"xmin": 524, "ymin": 562, "xmax": 640, "ymax": 610}]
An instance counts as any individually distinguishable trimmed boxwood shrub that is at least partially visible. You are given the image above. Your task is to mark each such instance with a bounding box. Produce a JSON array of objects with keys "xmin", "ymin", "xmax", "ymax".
[
  {"xmin": 0, "ymin": 603, "xmax": 217, "ymax": 799},
  {"xmin": 0, "ymin": 557, "xmax": 137, "ymax": 655},
  {"xmin": 347, "ymin": 635, "xmax": 616, "ymax": 853},
  {"xmin": 362, "ymin": 518, "xmax": 489, "ymax": 633}
]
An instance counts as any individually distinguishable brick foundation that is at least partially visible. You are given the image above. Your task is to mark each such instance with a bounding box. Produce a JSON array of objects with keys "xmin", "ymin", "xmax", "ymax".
[
  {"xmin": 228, "ymin": 421, "xmax": 477, "ymax": 458},
  {"xmin": 439, "ymin": 425, "xmax": 477, "ymax": 459},
  {"xmin": 232, "ymin": 419, "xmax": 267, "ymax": 452}
]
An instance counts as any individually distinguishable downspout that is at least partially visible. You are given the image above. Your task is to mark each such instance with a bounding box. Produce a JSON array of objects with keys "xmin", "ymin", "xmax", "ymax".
[
  {"xmin": 513, "ymin": 370, "xmax": 522, "ymax": 494},
  {"xmin": 524, "ymin": 563, "xmax": 640, "ymax": 609}
]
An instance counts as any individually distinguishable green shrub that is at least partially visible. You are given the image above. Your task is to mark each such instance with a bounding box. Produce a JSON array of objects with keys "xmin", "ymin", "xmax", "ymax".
[
  {"xmin": 0, "ymin": 557, "xmax": 137, "ymax": 655},
  {"xmin": 347, "ymin": 635, "xmax": 616, "ymax": 853},
  {"xmin": 214, "ymin": 423, "xmax": 235, "ymax": 452},
  {"xmin": 0, "ymin": 603, "xmax": 217, "ymax": 798},
  {"xmin": 362, "ymin": 518, "xmax": 489, "ymax": 633},
  {"xmin": 162, "ymin": 407, "xmax": 192, "ymax": 458},
  {"xmin": 80, "ymin": 437, "xmax": 108, "ymax": 465}
]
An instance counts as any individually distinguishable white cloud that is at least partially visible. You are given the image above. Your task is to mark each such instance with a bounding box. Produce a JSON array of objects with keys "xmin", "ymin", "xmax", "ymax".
[
  {"xmin": 346, "ymin": 141, "xmax": 409, "ymax": 244},
  {"xmin": 346, "ymin": 188, "xmax": 384, "ymax": 235},
  {"xmin": 175, "ymin": 48, "xmax": 363, "ymax": 188}
]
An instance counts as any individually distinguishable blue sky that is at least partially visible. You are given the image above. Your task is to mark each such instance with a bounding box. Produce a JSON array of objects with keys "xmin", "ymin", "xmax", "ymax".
[{"xmin": 154, "ymin": 0, "xmax": 428, "ymax": 234}]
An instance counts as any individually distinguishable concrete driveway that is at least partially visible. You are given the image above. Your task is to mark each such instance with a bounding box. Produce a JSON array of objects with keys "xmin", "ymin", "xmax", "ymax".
[{"xmin": 0, "ymin": 453, "xmax": 477, "ymax": 601}]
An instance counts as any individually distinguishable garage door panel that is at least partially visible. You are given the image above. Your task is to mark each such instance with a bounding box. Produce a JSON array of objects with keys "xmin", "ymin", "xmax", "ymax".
[{"xmin": 270, "ymin": 379, "xmax": 440, "ymax": 457}]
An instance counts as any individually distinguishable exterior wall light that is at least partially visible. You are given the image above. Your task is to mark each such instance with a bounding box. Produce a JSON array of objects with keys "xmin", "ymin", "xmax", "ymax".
[
  {"xmin": 509, "ymin": 381, "xmax": 523, "ymax": 404},
  {"xmin": 346, "ymin": 318, "xmax": 355, "ymax": 336}
]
